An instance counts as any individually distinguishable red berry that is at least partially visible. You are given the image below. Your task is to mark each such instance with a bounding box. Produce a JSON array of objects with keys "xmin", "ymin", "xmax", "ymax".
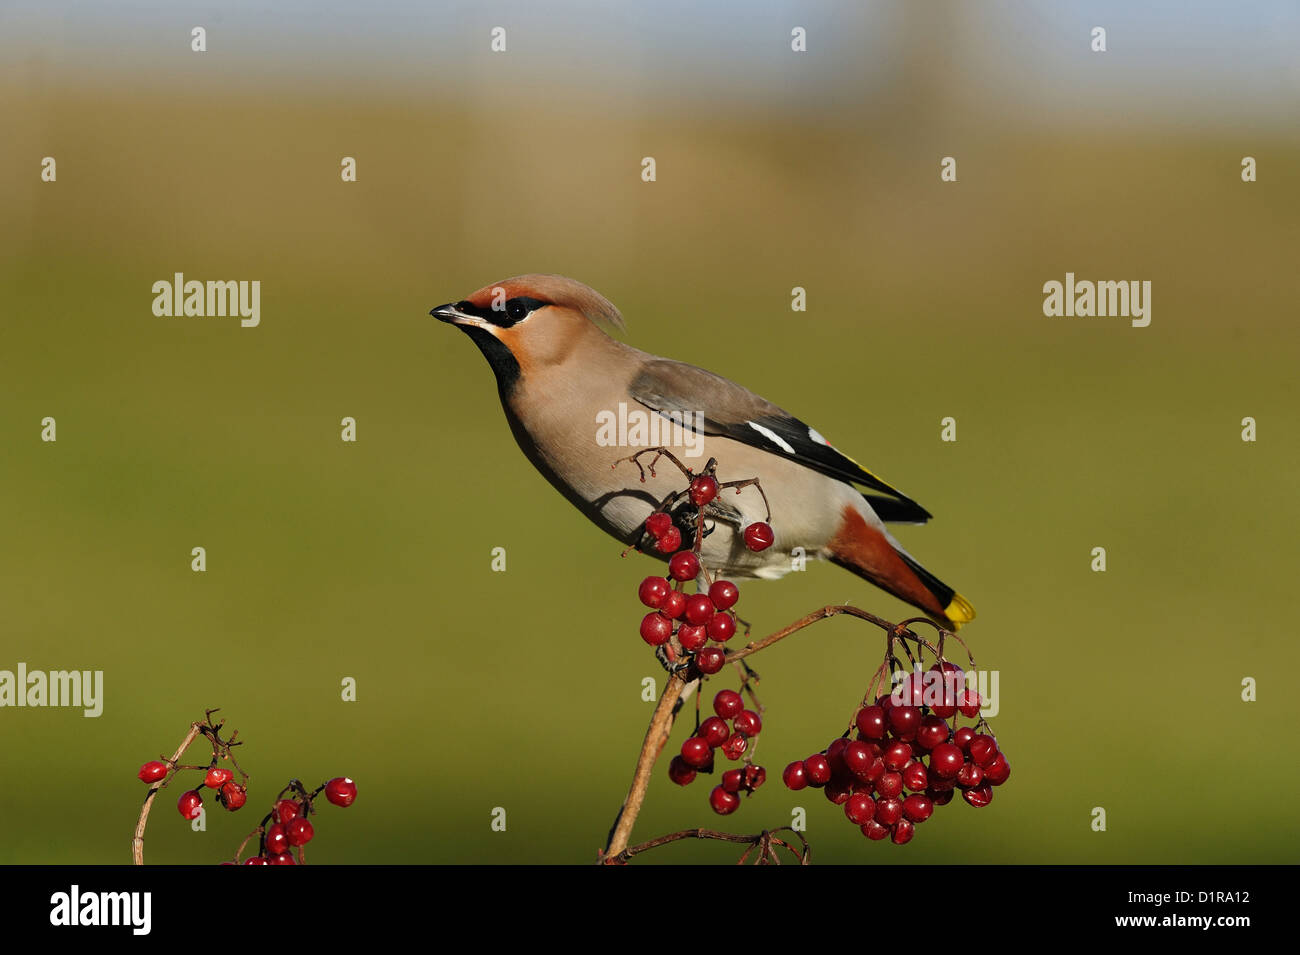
[
  {"xmin": 324, "ymin": 777, "xmax": 357, "ymax": 807},
  {"xmin": 928, "ymin": 774, "xmax": 957, "ymax": 793},
  {"xmin": 204, "ymin": 767, "xmax": 233, "ymax": 789},
  {"xmin": 742, "ymin": 522, "xmax": 774, "ymax": 552},
  {"xmin": 677, "ymin": 623, "xmax": 707, "ymax": 651},
  {"xmin": 709, "ymin": 786, "xmax": 740, "ymax": 815},
  {"xmin": 930, "ymin": 698, "xmax": 957, "ymax": 719},
  {"xmin": 637, "ymin": 576, "xmax": 671, "ymax": 609},
  {"xmin": 695, "ymin": 646, "xmax": 726, "ymax": 674},
  {"xmin": 721, "ymin": 734, "xmax": 748, "ymax": 760},
  {"xmin": 855, "ymin": 705, "xmax": 888, "ymax": 740},
  {"xmin": 645, "ymin": 512, "xmax": 673, "ymax": 539},
  {"xmin": 782, "ymin": 761, "xmax": 808, "ymax": 791},
  {"xmin": 954, "ymin": 727, "xmax": 976, "ymax": 752},
  {"xmin": 874, "ymin": 795, "xmax": 903, "ymax": 826},
  {"xmin": 712, "ymin": 689, "xmax": 744, "ymax": 720},
  {"xmin": 888, "ymin": 705, "xmax": 921, "ymax": 741},
  {"xmin": 706, "ymin": 611, "xmax": 736, "ymax": 642},
  {"xmin": 177, "ymin": 790, "xmax": 202, "ymax": 820},
  {"xmin": 860, "ymin": 756, "xmax": 886, "ymax": 784},
  {"xmin": 984, "ymin": 753, "xmax": 1011, "ymax": 786},
  {"xmin": 928, "ymin": 662, "xmax": 964, "ymax": 713},
  {"xmin": 891, "ymin": 819, "xmax": 915, "ymax": 845},
  {"xmin": 902, "ymin": 762, "xmax": 929, "ymax": 792},
  {"xmin": 824, "ymin": 778, "xmax": 853, "ymax": 806},
  {"xmin": 893, "ymin": 672, "xmax": 925, "ymax": 708},
  {"xmin": 883, "ymin": 740, "xmax": 912, "ymax": 772},
  {"xmin": 845, "ymin": 792, "xmax": 876, "ymax": 825},
  {"xmin": 959, "ymin": 690, "xmax": 983, "ymax": 719},
  {"xmin": 929, "ymin": 743, "xmax": 964, "ymax": 780},
  {"xmin": 668, "ymin": 551, "xmax": 700, "ymax": 582},
  {"xmin": 826, "ymin": 737, "xmax": 849, "ymax": 775},
  {"xmin": 699, "ymin": 716, "xmax": 730, "ymax": 748},
  {"xmin": 689, "ymin": 475, "xmax": 720, "ymax": 506},
  {"xmin": 286, "ymin": 817, "xmax": 314, "ymax": 847},
  {"xmin": 928, "ymin": 787, "xmax": 955, "ymax": 806},
  {"xmin": 721, "ymin": 768, "xmax": 744, "ymax": 793},
  {"xmin": 219, "ymin": 782, "xmax": 247, "ymax": 811},
  {"xmin": 683, "ymin": 593, "xmax": 715, "ymax": 626},
  {"xmin": 874, "ymin": 771, "xmax": 903, "ymax": 799},
  {"xmin": 916, "ymin": 715, "xmax": 950, "ymax": 751},
  {"xmin": 842, "ymin": 741, "xmax": 873, "ymax": 779},
  {"xmin": 903, "ymin": 793, "xmax": 934, "ymax": 823},
  {"xmin": 269, "ymin": 852, "xmax": 296, "ymax": 865},
  {"xmin": 667, "ymin": 755, "xmax": 697, "ymax": 786},
  {"xmin": 743, "ymin": 765, "xmax": 767, "ymax": 791},
  {"xmin": 661, "ymin": 590, "xmax": 687, "ymax": 619},
  {"xmin": 243, "ymin": 856, "xmax": 270, "ymax": 865},
  {"xmin": 861, "ymin": 819, "xmax": 890, "ymax": 841},
  {"xmin": 957, "ymin": 761, "xmax": 984, "ymax": 788},
  {"xmin": 732, "ymin": 710, "xmax": 762, "ymax": 738},
  {"xmin": 969, "ymin": 734, "xmax": 999, "ymax": 768},
  {"xmin": 708, "ymin": 580, "xmax": 739, "ymax": 611},
  {"xmin": 681, "ymin": 736, "xmax": 712, "ymax": 769},
  {"xmin": 639, "ymin": 611, "xmax": 674, "ymax": 646},
  {"xmin": 137, "ymin": 761, "xmax": 168, "ymax": 784},
  {"xmin": 265, "ymin": 823, "xmax": 290, "ymax": 855},
  {"xmin": 654, "ymin": 526, "xmax": 682, "ymax": 553},
  {"xmin": 803, "ymin": 754, "xmax": 832, "ymax": 787},
  {"xmin": 963, "ymin": 783, "xmax": 994, "ymax": 807}
]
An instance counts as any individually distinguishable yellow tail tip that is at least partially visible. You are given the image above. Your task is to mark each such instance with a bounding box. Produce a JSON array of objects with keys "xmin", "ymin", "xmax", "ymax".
[{"xmin": 943, "ymin": 593, "xmax": 976, "ymax": 629}]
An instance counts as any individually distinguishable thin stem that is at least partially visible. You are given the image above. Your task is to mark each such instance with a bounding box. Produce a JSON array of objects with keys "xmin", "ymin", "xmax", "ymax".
[
  {"xmin": 605, "ymin": 826, "xmax": 810, "ymax": 865},
  {"xmin": 724, "ymin": 604, "xmax": 904, "ymax": 664},
  {"xmin": 132, "ymin": 720, "xmax": 205, "ymax": 865},
  {"xmin": 602, "ymin": 672, "xmax": 688, "ymax": 859}
]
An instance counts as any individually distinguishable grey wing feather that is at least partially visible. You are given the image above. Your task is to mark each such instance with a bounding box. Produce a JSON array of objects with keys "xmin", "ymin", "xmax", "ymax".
[{"xmin": 628, "ymin": 359, "xmax": 932, "ymax": 523}]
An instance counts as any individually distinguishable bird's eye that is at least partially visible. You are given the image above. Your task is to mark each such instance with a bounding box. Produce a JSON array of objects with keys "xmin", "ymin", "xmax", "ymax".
[{"xmin": 506, "ymin": 300, "xmax": 529, "ymax": 321}]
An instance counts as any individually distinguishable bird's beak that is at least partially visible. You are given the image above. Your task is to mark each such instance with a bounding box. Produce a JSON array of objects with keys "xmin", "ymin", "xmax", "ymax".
[{"xmin": 429, "ymin": 302, "xmax": 486, "ymax": 328}]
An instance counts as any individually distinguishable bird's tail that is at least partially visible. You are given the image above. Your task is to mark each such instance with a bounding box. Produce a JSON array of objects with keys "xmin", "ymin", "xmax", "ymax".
[
  {"xmin": 826, "ymin": 505, "xmax": 975, "ymax": 630},
  {"xmin": 894, "ymin": 550, "xmax": 976, "ymax": 630}
]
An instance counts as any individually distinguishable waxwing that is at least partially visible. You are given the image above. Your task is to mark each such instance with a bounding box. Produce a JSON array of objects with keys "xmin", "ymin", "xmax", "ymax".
[{"xmin": 431, "ymin": 274, "xmax": 974, "ymax": 629}]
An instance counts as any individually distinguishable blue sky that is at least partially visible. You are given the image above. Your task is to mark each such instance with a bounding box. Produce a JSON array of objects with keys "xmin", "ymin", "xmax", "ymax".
[{"xmin": 2, "ymin": 1, "xmax": 1296, "ymax": 127}]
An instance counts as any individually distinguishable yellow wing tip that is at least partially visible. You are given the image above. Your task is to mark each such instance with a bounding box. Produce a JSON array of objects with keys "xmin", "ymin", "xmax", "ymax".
[{"xmin": 943, "ymin": 593, "xmax": 976, "ymax": 629}]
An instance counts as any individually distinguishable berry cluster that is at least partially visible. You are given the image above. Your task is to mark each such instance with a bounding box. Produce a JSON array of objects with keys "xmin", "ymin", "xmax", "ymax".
[
  {"xmin": 136, "ymin": 744, "xmax": 249, "ymax": 824},
  {"xmin": 635, "ymin": 490, "xmax": 772, "ymax": 671},
  {"xmin": 668, "ymin": 689, "xmax": 767, "ymax": 816},
  {"xmin": 782, "ymin": 662, "xmax": 1010, "ymax": 845},
  {"xmin": 238, "ymin": 777, "xmax": 358, "ymax": 865},
  {"xmin": 134, "ymin": 711, "xmax": 357, "ymax": 865}
]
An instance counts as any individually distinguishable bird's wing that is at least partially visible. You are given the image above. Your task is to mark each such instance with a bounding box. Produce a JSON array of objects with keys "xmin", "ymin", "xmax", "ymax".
[{"xmin": 627, "ymin": 358, "xmax": 932, "ymax": 523}]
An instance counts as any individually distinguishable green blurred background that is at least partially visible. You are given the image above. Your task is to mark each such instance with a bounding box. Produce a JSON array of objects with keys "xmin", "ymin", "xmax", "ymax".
[{"xmin": 2, "ymin": 1, "xmax": 1298, "ymax": 864}]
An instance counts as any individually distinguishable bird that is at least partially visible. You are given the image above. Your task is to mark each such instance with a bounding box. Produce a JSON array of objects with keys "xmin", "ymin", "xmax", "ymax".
[{"xmin": 431, "ymin": 274, "xmax": 974, "ymax": 630}]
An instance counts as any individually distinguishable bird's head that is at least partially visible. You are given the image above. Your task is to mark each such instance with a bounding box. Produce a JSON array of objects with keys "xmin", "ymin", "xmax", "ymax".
[{"xmin": 431, "ymin": 274, "xmax": 624, "ymax": 394}]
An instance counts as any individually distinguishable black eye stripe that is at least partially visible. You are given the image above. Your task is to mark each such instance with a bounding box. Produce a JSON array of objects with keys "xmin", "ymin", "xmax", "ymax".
[{"xmin": 455, "ymin": 297, "xmax": 548, "ymax": 328}]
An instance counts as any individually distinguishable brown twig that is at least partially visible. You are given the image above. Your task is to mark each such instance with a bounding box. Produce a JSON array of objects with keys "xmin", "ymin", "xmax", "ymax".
[
  {"xmin": 604, "ymin": 826, "xmax": 810, "ymax": 865},
  {"xmin": 132, "ymin": 720, "xmax": 205, "ymax": 865},
  {"xmin": 724, "ymin": 604, "xmax": 933, "ymax": 664},
  {"xmin": 602, "ymin": 672, "xmax": 689, "ymax": 858}
]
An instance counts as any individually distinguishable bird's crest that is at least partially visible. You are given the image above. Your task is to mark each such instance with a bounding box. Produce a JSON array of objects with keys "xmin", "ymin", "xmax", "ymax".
[{"xmin": 465, "ymin": 274, "xmax": 626, "ymax": 335}]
